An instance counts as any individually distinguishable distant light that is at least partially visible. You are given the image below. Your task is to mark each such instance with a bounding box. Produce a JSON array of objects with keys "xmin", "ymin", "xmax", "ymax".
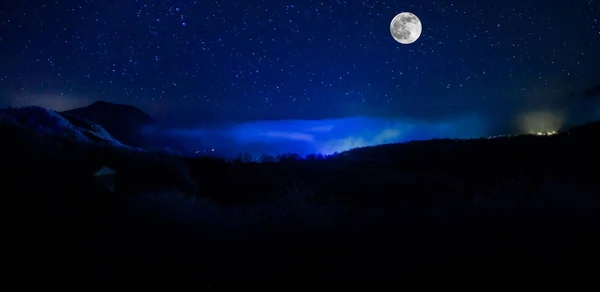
[
  {"xmin": 533, "ymin": 130, "xmax": 557, "ymax": 136},
  {"xmin": 211, "ymin": 148, "xmax": 215, "ymax": 152}
]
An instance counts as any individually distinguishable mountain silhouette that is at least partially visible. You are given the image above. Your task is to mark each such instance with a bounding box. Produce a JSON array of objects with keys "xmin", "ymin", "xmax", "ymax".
[
  {"xmin": 0, "ymin": 105, "xmax": 125, "ymax": 147},
  {"xmin": 63, "ymin": 101, "xmax": 188, "ymax": 153},
  {"xmin": 63, "ymin": 101, "xmax": 155, "ymax": 148}
]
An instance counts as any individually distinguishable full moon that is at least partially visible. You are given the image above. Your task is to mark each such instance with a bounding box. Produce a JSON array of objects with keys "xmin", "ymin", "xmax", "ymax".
[{"xmin": 390, "ymin": 12, "xmax": 422, "ymax": 44}]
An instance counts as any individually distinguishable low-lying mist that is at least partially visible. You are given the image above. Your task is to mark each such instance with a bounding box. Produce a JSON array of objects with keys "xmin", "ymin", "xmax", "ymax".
[{"xmin": 151, "ymin": 114, "xmax": 489, "ymax": 158}]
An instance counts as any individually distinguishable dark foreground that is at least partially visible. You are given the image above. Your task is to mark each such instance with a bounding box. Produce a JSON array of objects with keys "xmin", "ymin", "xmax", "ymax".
[
  {"xmin": 5, "ymin": 122, "xmax": 600, "ymax": 288},
  {"xmin": 23, "ymin": 190, "xmax": 600, "ymax": 288},
  {"xmin": 24, "ymin": 196, "xmax": 600, "ymax": 288}
]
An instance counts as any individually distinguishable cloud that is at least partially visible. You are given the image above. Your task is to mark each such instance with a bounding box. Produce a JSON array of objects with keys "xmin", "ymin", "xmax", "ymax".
[
  {"xmin": 163, "ymin": 114, "xmax": 488, "ymax": 158},
  {"xmin": 261, "ymin": 131, "xmax": 315, "ymax": 142}
]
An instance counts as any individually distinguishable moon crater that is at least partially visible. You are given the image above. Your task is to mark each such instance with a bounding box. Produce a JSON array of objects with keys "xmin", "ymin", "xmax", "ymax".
[{"xmin": 390, "ymin": 12, "xmax": 422, "ymax": 44}]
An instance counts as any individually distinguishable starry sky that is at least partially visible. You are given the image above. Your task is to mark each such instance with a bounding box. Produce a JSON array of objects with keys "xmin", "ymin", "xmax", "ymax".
[{"xmin": 1, "ymin": 0, "xmax": 599, "ymax": 131}]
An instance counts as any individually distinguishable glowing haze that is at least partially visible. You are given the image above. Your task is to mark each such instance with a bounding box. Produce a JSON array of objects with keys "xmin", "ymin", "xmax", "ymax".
[
  {"xmin": 164, "ymin": 114, "xmax": 487, "ymax": 158},
  {"xmin": 7, "ymin": 91, "xmax": 599, "ymax": 158}
]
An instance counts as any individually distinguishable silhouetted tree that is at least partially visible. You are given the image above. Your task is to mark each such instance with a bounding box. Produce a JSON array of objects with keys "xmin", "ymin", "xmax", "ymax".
[
  {"xmin": 258, "ymin": 154, "xmax": 276, "ymax": 163},
  {"xmin": 305, "ymin": 153, "xmax": 325, "ymax": 160},
  {"xmin": 305, "ymin": 154, "xmax": 317, "ymax": 160},
  {"xmin": 235, "ymin": 152, "xmax": 253, "ymax": 163},
  {"xmin": 277, "ymin": 153, "xmax": 302, "ymax": 162}
]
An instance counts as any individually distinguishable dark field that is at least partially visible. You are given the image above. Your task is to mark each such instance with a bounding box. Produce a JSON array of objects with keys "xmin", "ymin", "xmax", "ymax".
[{"xmin": 4, "ymin": 121, "xmax": 600, "ymax": 288}]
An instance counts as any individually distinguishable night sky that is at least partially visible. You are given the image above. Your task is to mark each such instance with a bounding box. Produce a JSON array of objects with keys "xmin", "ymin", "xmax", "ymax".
[{"xmin": 1, "ymin": 1, "xmax": 599, "ymax": 155}]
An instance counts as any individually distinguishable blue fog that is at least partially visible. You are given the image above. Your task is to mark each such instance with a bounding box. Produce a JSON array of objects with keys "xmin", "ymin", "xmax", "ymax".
[{"xmin": 162, "ymin": 115, "xmax": 488, "ymax": 158}]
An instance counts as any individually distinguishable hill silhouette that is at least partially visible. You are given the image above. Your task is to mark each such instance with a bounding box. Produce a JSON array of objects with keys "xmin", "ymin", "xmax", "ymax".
[
  {"xmin": 0, "ymin": 105, "xmax": 125, "ymax": 147},
  {"xmin": 62, "ymin": 101, "xmax": 189, "ymax": 153},
  {"xmin": 4, "ymin": 103, "xmax": 600, "ymax": 287},
  {"xmin": 1, "ymin": 104, "xmax": 197, "ymax": 195},
  {"xmin": 62, "ymin": 101, "xmax": 155, "ymax": 148}
]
